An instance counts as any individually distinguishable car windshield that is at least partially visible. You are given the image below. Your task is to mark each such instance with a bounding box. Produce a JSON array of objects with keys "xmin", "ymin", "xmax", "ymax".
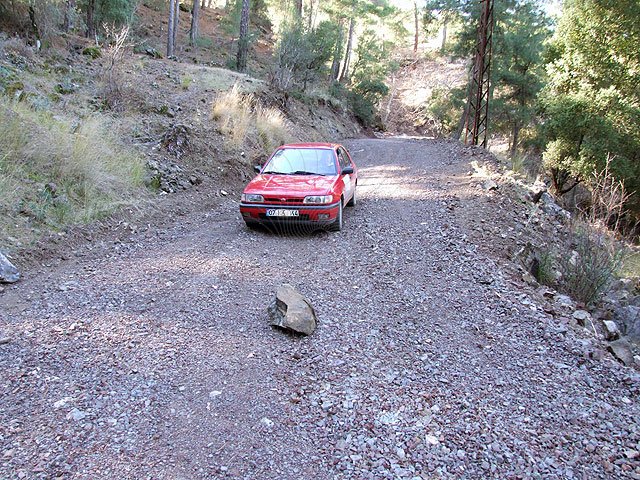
[{"xmin": 262, "ymin": 148, "xmax": 337, "ymax": 176}]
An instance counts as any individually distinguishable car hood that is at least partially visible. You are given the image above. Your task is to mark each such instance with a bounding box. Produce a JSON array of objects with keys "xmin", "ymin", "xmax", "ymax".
[{"xmin": 244, "ymin": 174, "xmax": 338, "ymax": 195}]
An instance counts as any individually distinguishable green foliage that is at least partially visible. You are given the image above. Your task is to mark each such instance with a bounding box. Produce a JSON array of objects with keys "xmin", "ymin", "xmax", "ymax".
[
  {"xmin": 539, "ymin": 0, "xmax": 640, "ymax": 200},
  {"xmin": 222, "ymin": 0, "xmax": 271, "ymax": 37},
  {"xmin": 424, "ymin": 1, "xmax": 549, "ymax": 150},
  {"xmin": 420, "ymin": 86, "xmax": 466, "ymax": 136},
  {"xmin": 351, "ymin": 29, "xmax": 393, "ymax": 84},
  {"xmin": 82, "ymin": 45, "xmax": 102, "ymax": 59},
  {"xmin": 349, "ymin": 79, "xmax": 388, "ymax": 127},
  {"xmin": 272, "ymin": 21, "xmax": 339, "ymax": 92},
  {"xmin": 491, "ymin": 2, "xmax": 549, "ymax": 151},
  {"xmin": 423, "ymin": 0, "xmax": 461, "ymax": 50},
  {"xmin": 95, "ymin": 0, "xmax": 138, "ymax": 26},
  {"xmin": 556, "ymin": 223, "xmax": 625, "ymax": 306},
  {"xmin": 535, "ymin": 248, "xmax": 556, "ymax": 287}
]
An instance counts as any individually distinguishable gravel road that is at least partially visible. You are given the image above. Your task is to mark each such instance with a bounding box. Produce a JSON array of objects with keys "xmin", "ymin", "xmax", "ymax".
[{"xmin": 1, "ymin": 138, "xmax": 639, "ymax": 479}]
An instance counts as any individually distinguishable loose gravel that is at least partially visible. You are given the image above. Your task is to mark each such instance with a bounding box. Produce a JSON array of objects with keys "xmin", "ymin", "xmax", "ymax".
[{"xmin": 1, "ymin": 138, "xmax": 639, "ymax": 479}]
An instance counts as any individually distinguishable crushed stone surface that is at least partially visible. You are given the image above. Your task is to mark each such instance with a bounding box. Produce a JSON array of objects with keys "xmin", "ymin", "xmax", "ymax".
[{"xmin": 1, "ymin": 138, "xmax": 639, "ymax": 479}]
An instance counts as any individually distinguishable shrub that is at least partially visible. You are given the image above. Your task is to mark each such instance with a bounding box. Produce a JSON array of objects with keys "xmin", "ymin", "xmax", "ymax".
[
  {"xmin": 255, "ymin": 105, "xmax": 291, "ymax": 153},
  {"xmin": 211, "ymin": 84, "xmax": 253, "ymax": 147},
  {"xmin": 0, "ymin": 98, "xmax": 145, "ymax": 241},
  {"xmin": 211, "ymin": 83, "xmax": 292, "ymax": 155},
  {"xmin": 556, "ymin": 222, "xmax": 625, "ymax": 306},
  {"xmin": 534, "ymin": 248, "xmax": 557, "ymax": 287},
  {"xmin": 349, "ymin": 79, "xmax": 389, "ymax": 127}
]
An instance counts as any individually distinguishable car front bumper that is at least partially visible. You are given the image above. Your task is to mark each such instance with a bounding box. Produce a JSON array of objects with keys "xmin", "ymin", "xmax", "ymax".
[{"xmin": 239, "ymin": 201, "xmax": 341, "ymax": 226}]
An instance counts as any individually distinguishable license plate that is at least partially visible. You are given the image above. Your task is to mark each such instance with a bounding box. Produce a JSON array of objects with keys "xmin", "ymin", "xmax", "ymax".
[{"xmin": 266, "ymin": 209, "xmax": 299, "ymax": 217}]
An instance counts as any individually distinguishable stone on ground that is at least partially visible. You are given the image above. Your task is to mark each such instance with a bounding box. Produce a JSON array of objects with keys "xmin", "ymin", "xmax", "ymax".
[
  {"xmin": 608, "ymin": 338, "xmax": 634, "ymax": 366},
  {"xmin": 268, "ymin": 284, "xmax": 317, "ymax": 335},
  {"xmin": 0, "ymin": 252, "xmax": 20, "ymax": 284}
]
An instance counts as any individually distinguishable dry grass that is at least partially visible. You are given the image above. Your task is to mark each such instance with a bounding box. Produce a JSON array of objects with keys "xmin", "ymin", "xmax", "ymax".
[
  {"xmin": 211, "ymin": 84, "xmax": 253, "ymax": 147},
  {"xmin": 212, "ymin": 83, "xmax": 292, "ymax": 155},
  {"xmin": 0, "ymin": 98, "xmax": 145, "ymax": 247},
  {"xmin": 255, "ymin": 105, "xmax": 291, "ymax": 153}
]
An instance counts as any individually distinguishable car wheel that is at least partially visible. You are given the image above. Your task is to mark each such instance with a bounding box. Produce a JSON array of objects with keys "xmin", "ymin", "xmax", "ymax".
[
  {"xmin": 347, "ymin": 186, "xmax": 356, "ymax": 207},
  {"xmin": 330, "ymin": 200, "xmax": 343, "ymax": 231},
  {"xmin": 245, "ymin": 221, "xmax": 260, "ymax": 231}
]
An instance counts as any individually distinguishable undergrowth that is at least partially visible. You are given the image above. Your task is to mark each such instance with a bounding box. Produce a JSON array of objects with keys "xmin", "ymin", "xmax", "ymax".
[
  {"xmin": 211, "ymin": 83, "xmax": 292, "ymax": 155},
  {"xmin": 0, "ymin": 98, "xmax": 146, "ymax": 248}
]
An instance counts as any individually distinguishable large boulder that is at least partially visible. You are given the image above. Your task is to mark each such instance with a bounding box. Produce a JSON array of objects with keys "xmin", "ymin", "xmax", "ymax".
[
  {"xmin": 608, "ymin": 338, "xmax": 635, "ymax": 366},
  {"xmin": 0, "ymin": 252, "xmax": 20, "ymax": 284},
  {"xmin": 614, "ymin": 305, "xmax": 640, "ymax": 343},
  {"xmin": 268, "ymin": 284, "xmax": 317, "ymax": 335}
]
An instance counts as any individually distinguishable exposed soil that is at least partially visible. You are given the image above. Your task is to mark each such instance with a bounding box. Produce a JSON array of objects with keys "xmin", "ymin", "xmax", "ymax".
[
  {"xmin": 2, "ymin": 138, "xmax": 640, "ymax": 479},
  {"xmin": 381, "ymin": 56, "xmax": 467, "ymax": 136}
]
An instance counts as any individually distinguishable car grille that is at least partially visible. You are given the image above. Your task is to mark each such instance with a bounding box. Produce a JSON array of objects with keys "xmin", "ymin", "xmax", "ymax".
[{"xmin": 263, "ymin": 197, "xmax": 305, "ymax": 204}]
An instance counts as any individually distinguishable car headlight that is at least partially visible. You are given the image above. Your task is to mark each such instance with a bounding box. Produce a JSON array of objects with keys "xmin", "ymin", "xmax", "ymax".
[
  {"xmin": 303, "ymin": 195, "xmax": 333, "ymax": 204},
  {"xmin": 241, "ymin": 193, "xmax": 264, "ymax": 203}
]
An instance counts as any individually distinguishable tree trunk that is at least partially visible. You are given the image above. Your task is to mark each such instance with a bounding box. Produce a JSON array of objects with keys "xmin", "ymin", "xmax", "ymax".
[
  {"xmin": 167, "ymin": 0, "xmax": 176, "ymax": 57},
  {"xmin": 339, "ymin": 17, "xmax": 355, "ymax": 83},
  {"xmin": 295, "ymin": 0, "xmax": 302, "ymax": 18},
  {"xmin": 190, "ymin": 0, "xmax": 200, "ymax": 45},
  {"xmin": 307, "ymin": 0, "xmax": 315, "ymax": 29},
  {"xmin": 452, "ymin": 61, "xmax": 474, "ymax": 141},
  {"xmin": 413, "ymin": 1, "xmax": 419, "ymax": 53},
  {"xmin": 330, "ymin": 20, "xmax": 344, "ymax": 81},
  {"xmin": 236, "ymin": 0, "xmax": 250, "ymax": 72},
  {"xmin": 63, "ymin": 0, "xmax": 75, "ymax": 32},
  {"xmin": 28, "ymin": 6, "xmax": 40, "ymax": 40},
  {"xmin": 86, "ymin": 0, "xmax": 96, "ymax": 39},
  {"xmin": 441, "ymin": 18, "xmax": 448, "ymax": 52},
  {"xmin": 173, "ymin": 0, "xmax": 180, "ymax": 50},
  {"xmin": 510, "ymin": 122, "xmax": 520, "ymax": 158}
]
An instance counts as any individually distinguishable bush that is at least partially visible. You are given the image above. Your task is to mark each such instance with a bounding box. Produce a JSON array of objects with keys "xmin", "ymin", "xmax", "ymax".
[
  {"xmin": 211, "ymin": 83, "xmax": 292, "ymax": 155},
  {"xmin": 349, "ymin": 79, "xmax": 389, "ymax": 127},
  {"xmin": 0, "ymin": 98, "xmax": 145, "ymax": 242},
  {"xmin": 255, "ymin": 105, "xmax": 290, "ymax": 153},
  {"xmin": 556, "ymin": 223, "xmax": 625, "ymax": 306},
  {"xmin": 271, "ymin": 21, "xmax": 338, "ymax": 93},
  {"xmin": 211, "ymin": 84, "xmax": 253, "ymax": 147}
]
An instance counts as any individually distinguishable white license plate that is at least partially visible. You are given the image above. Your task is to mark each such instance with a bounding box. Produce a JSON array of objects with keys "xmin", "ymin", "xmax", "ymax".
[{"xmin": 266, "ymin": 209, "xmax": 299, "ymax": 217}]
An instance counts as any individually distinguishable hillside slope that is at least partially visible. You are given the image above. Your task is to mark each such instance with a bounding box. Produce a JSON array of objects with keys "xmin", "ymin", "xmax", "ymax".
[
  {"xmin": 381, "ymin": 55, "xmax": 467, "ymax": 136},
  {"xmin": 0, "ymin": 15, "xmax": 361, "ymax": 258}
]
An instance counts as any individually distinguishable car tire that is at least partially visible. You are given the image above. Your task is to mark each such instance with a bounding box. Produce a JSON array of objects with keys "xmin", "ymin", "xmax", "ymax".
[
  {"xmin": 245, "ymin": 221, "xmax": 260, "ymax": 231},
  {"xmin": 330, "ymin": 200, "xmax": 343, "ymax": 232},
  {"xmin": 347, "ymin": 186, "xmax": 356, "ymax": 207}
]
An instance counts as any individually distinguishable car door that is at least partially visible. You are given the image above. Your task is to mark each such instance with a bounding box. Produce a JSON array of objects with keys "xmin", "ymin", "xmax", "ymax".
[{"xmin": 337, "ymin": 147, "xmax": 356, "ymax": 200}]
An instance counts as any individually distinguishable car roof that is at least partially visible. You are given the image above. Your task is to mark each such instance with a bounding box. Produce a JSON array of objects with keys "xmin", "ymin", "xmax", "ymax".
[{"xmin": 277, "ymin": 142, "xmax": 339, "ymax": 149}]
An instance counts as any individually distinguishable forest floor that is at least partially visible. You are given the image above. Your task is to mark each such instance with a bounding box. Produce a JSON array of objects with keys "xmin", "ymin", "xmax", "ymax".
[{"xmin": 2, "ymin": 138, "xmax": 639, "ymax": 479}]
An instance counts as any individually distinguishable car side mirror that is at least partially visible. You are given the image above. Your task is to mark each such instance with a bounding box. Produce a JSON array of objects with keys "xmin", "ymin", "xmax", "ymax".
[
  {"xmin": 341, "ymin": 166, "xmax": 354, "ymax": 175},
  {"xmin": 254, "ymin": 165, "xmax": 262, "ymax": 173}
]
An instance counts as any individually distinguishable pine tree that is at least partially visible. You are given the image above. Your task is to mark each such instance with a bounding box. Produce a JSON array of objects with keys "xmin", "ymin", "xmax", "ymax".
[
  {"xmin": 236, "ymin": 0, "xmax": 250, "ymax": 72},
  {"xmin": 190, "ymin": 0, "xmax": 201, "ymax": 45}
]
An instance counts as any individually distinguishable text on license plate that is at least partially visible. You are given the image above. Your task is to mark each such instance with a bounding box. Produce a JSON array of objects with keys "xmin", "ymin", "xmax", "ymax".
[{"xmin": 266, "ymin": 209, "xmax": 299, "ymax": 217}]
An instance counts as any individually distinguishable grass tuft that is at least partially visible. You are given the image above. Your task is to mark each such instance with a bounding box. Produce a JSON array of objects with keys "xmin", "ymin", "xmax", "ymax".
[
  {"xmin": 0, "ymin": 98, "xmax": 146, "ymax": 247},
  {"xmin": 211, "ymin": 84, "xmax": 253, "ymax": 148},
  {"xmin": 255, "ymin": 105, "xmax": 291, "ymax": 153},
  {"xmin": 212, "ymin": 83, "xmax": 292, "ymax": 155}
]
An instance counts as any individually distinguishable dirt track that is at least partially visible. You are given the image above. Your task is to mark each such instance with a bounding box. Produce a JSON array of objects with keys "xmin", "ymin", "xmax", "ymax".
[{"xmin": 1, "ymin": 138, "xmax": 639, "ymax": 479}]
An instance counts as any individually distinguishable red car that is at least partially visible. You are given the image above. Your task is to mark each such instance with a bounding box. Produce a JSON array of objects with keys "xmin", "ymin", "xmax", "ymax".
[{"xmin": 240, "ymin": 143, "xmax": 357, "ymax": 231}]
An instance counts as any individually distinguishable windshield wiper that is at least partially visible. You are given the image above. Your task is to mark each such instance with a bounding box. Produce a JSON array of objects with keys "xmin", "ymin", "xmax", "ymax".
[
  {"xmin": 262, "ymin": 170, "xmax": 283, "ymax": 175},
  {"xmin": 291, "ymin": 170, "xmax": 324, "ymax": 176}
]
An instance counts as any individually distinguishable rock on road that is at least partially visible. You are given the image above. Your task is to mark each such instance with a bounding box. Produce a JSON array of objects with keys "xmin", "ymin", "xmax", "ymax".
[{"xmin": 1, "ymin": 138, "xmax": 639, "ymax": 479}]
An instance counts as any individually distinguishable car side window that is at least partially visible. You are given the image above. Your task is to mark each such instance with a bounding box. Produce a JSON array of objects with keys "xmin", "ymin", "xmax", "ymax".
[
  {"xmin": 340, "ymin": 147, "xmax": 352, "ymax": 167},
  {"xmin": 337, "ymin": 148, "xmax": 349, "ymax": 171}
]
